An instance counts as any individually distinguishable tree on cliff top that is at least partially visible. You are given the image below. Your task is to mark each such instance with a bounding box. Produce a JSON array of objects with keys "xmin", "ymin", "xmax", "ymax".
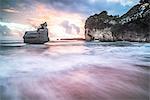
[
  {"xmin": 99, "ymin": 11, "xmax": 108, "ymax": 16},
  {"xmin": 98, "ymin": 11, "xmax": 109, "ymax": 19}
]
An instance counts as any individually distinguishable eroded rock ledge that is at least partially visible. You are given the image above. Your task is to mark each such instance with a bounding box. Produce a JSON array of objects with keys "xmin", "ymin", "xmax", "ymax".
[{"xmin": 85, "ymin": 1, "xmax": 150, "ymax": 42}]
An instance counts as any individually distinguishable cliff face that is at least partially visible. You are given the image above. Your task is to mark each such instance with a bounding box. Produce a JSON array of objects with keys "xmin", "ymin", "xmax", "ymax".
[{"xmin": 85, "ymin": 2, "xmax": 150, "ymax": 42}]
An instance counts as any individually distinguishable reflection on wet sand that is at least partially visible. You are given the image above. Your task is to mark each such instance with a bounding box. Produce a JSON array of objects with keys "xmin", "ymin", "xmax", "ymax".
[
  {"xmin": 0, "ymin": 41, "xmax": 150, "ymax": 100},
  {"xmin": 0, "ymin": 66, "xmax": 149, "ymax": 100}
]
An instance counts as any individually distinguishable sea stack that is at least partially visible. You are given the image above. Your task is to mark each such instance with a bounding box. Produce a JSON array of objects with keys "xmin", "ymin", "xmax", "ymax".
[{"xmin": 23, "ymin": 22, "xmax": 49, "ymax": 44}]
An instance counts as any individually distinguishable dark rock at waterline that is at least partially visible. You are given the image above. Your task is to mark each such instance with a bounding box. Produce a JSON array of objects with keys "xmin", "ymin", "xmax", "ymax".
[{"xmin": 85, "ymin": 1, "xmax": 150, "ymax": 42}]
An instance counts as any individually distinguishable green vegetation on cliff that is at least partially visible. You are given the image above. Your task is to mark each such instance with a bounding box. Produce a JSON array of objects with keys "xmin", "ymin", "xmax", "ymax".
[{"xmin": 85, "ymin": 1, "xmax": 150, "ymax": 42}]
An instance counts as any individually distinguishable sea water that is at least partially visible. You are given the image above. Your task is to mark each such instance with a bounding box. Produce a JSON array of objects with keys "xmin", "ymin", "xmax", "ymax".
[{"xmin": 0, "ymin": 40, "xmax": 149, "ymax": 100}]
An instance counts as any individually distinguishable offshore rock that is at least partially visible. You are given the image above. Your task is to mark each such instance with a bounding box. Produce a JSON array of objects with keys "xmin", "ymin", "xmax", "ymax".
[
  {"xmin": 23, "ymin": 22, "xmax": 49, "ymax": 44},
  {"xmin": 85, "ymin": 1, "xmax": 150, "ymax": 42}
]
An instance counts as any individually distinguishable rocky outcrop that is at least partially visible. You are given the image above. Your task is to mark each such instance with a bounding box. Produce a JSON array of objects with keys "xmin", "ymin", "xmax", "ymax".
[
  {"xmin": 23, "ymin": 22, "xmax": 49, "ymax": 44},
  {"xmin": 85, "ymin": 1, "xmax": 150, "ymax": 42}
]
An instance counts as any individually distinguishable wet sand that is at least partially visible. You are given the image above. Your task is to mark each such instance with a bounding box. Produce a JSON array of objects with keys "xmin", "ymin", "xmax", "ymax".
[
  {"xmin": 0, "ymin": 66, "xmax": 149, "ymax": 100},
  {"xmin": 0, "ymin": 41, "xmax": 150, "ymax": 100}
]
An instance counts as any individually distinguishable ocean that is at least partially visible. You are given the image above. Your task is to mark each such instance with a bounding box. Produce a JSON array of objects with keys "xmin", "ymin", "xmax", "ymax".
[{"xmin": 0, "ymin": 40, "xmax": 149, "ymax": 100}]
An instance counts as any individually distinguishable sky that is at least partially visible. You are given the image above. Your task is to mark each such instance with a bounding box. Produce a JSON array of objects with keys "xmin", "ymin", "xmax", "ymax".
[{"xmin": 0, "ymin": 0, "xmax": 139, "ymax": 40}]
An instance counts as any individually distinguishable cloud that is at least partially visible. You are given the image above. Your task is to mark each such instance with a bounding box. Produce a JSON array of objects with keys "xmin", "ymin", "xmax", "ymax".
[
  {"xmin": 107, "ymin": 0, "xmax": 138, "ymax": 6},
  {"xmin": 1, "ymin": 8, "xmax": 20, "ymax": 13},
  {"xmin": 61, "ymin": 21, "xmax": 72, "ymax": 34},
  {"xmin": 71, "ymin": 24, "xmax": 80, "ymax": 34},
  {"xmin": 0, "ymin": 0, "xmax": 139, "ymax": 39},
  {"xmin": 0, "ymin": 23, "xmax": 30, "ymax": 40},
  {"xmin": 0, "ymin": 22, "xmax": 35, "ymax": 40},
  {"xmin": 0, "ymin": 25, "xmax": 11, "ymax": 36},
  {"xmin": 61, "ymin": 20, "xmax": 80, "ymax": 34},
  {"xmin": 0, "ymin": 0, "xmax": 139, "ymax": 18}
]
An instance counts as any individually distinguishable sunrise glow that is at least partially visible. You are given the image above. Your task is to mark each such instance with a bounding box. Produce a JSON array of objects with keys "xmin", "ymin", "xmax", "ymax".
[
  {"xmin": 0, "ymin": 0, "xmax": 139, "ymax": 40},
  {"xmin": 1, "ymin": 4, "xmax": 85, "ymax": 40}
]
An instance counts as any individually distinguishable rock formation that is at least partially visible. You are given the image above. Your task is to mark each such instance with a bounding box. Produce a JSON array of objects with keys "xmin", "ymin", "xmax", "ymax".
[
  {"xmin": 23, "ymin": 22, "xmax": 49, "ymax": 44},
  {"xmin": 85, "ymin": 1, "xmax": 150, "ymax": 42}
]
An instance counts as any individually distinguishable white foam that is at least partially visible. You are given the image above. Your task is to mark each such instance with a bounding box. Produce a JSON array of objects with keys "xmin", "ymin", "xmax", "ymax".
[{"xmin": 0, "ymin": 41, "xmax": 150, "ymax": 77}]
